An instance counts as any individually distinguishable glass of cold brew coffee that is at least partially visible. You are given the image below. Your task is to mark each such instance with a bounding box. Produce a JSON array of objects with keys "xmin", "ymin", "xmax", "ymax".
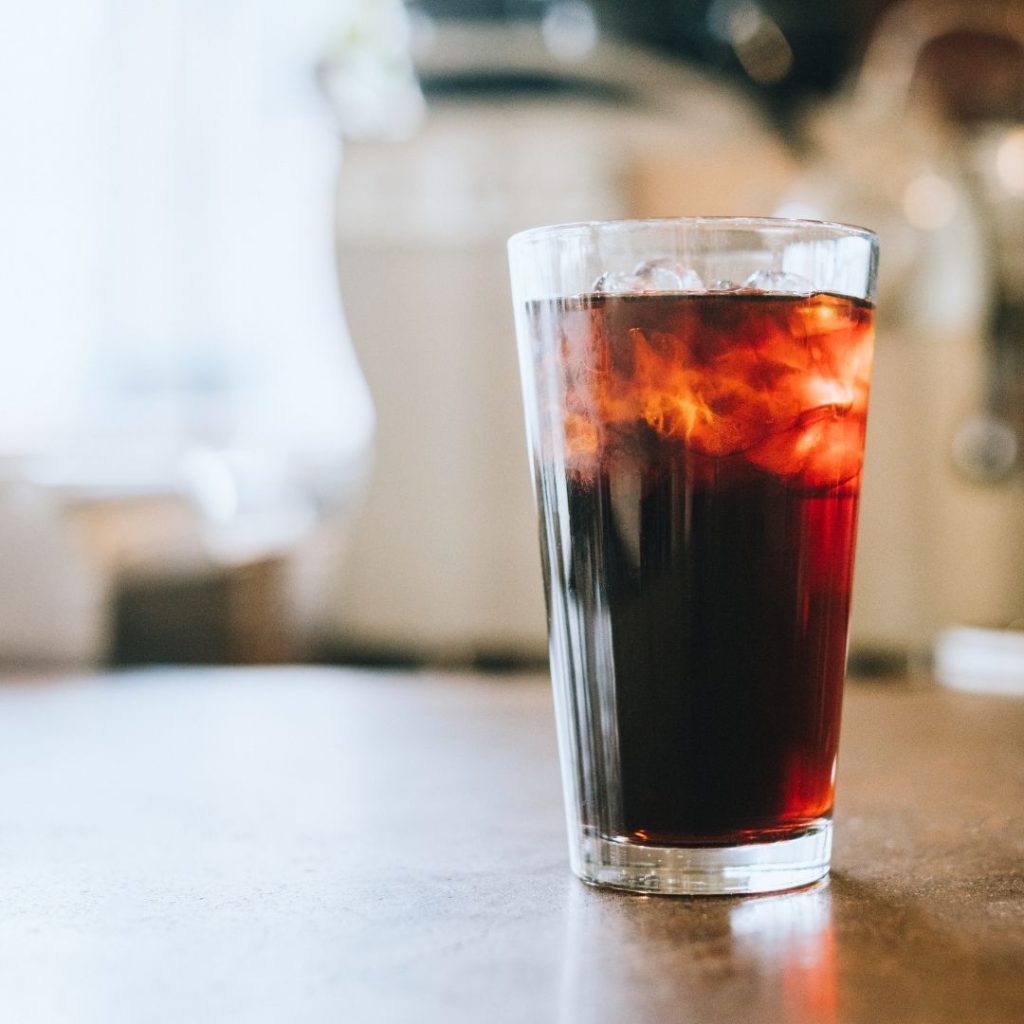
[{"xmin": 509, "ymin": 218, "xmax": 878, "ymax": 895}]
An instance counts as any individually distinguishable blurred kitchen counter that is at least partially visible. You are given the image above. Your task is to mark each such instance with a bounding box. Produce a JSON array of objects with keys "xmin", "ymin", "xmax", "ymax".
[{"xmin": 0, "ymin": 667, "xmax": 1019, "ymax": 1023}]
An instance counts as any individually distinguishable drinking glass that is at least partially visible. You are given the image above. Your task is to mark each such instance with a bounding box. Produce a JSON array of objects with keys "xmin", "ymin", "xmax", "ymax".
[{"xmin": 509, "ymin": 217, "xmax": 878, "ymax": 894}]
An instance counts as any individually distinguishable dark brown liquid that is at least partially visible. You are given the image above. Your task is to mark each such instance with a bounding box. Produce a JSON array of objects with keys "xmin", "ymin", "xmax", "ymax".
[{"xmin": 534, "ymin": 291, "xmax": 874, "ymax": 845}]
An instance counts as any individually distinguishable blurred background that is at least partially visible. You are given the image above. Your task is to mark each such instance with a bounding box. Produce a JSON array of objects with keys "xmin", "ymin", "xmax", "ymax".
[{"xmin": 1, "ymin": 0, "xmax": 1022, "ymax": 680}]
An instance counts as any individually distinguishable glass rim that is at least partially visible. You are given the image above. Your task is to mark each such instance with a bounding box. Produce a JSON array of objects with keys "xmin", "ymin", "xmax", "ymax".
[{"xmin": 508, "ymin": 215, "xmax": 879, "ymax": 250}]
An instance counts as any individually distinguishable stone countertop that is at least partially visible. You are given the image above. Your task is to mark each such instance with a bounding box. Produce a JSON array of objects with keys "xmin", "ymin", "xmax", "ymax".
[{"xmin": 0, "ymin": 668, "xmax": 1020, "ymax": 1023}]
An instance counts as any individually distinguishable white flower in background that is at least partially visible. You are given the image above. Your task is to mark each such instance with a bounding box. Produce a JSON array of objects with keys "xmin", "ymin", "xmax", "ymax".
[{"xmin": 319, "ymin": 0, "xmax": 425, "ymax": 140}]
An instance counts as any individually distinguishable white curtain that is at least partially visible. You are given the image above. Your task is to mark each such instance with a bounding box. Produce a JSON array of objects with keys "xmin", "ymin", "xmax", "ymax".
[{"xmin": 0, "ymin": 0, "xmax": 374, "ymax": 490}]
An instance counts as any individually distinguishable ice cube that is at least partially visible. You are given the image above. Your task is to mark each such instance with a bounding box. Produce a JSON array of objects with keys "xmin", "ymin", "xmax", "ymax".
[
  {"xmin": 592, "ymin": 270, "xmax": 641, "ymax": 294},
  {"xmin": 747, "ymin": 405, "xmax": 866, "ymax": 489},
  {"xmin": 631, "ymin": 259, "xmax": 705, "ymax": 292},
  {"xmin": 742, "ymin": 269, "xmax": 813, "ymax": 294},
  {"xmin": 710, "ymin": 279, "xmax": 740, "ymax": 291}
]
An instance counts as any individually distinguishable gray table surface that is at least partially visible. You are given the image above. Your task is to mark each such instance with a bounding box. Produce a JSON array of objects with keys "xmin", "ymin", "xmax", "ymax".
[{"xmin": 0, "ymin": 667, "xmax": 1020, "ymax": 1023}]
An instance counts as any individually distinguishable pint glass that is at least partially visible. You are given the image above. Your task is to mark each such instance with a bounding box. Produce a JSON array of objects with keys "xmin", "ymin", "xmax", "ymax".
[{"xmin": 509, "ymin": 218, "xmax": 878, "ymax": 894}]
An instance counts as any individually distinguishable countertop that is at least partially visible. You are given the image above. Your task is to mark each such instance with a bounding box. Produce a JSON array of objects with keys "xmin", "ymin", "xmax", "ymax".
[{"xmin": 0, "ymin": 667, "xmax": 1021, "ymax": 1023}]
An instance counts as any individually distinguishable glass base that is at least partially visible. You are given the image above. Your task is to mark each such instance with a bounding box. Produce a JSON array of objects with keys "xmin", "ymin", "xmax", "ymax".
[{"xmin": 574, "ymin": 821, "xmax": 832, "ymax": 896}]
